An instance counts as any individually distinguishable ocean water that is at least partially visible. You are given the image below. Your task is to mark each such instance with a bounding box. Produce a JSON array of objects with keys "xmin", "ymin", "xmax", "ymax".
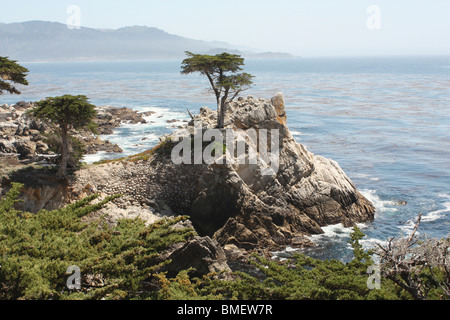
[{"xmin": 2, "ymin": 56, "xmax": 449, "ymax": 262}]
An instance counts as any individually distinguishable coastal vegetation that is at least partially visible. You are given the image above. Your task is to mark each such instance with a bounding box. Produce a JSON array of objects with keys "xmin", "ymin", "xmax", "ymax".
[
  {"xmin": 0, "ymin": 57, "xmax": 447, "ymax": 302},
  {"xmin": 0, "ymin": 183, "xmax": 448, "ymax": 300},
  {"xmin": 0, "ymin": 182, "xmax": 195, "ymax": 300}
]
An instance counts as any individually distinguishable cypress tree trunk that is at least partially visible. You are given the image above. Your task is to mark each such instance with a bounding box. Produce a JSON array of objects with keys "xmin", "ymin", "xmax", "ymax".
[
  {"xmin": 217, "ymin": 104, "xmax": 224, "ymax": 128},
  {"xmin": 217, "ymin": 97, "xmax": 227, "ymax": 129},
  {"xmin": 57, "ymin": 123, "xmax": 69, "ymax": 178},
  {"xmin": 217, "ymin": 104, "xmax": 222, "ymax": 128}
]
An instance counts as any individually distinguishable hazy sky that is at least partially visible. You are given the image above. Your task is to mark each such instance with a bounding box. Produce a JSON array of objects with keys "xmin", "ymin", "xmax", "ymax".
[{"xmin": 1, "ymin": 0, "xmax": 449, "ymax": 57}]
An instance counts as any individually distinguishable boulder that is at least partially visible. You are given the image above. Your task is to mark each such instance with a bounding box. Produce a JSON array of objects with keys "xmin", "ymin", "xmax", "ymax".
[
  {"xmin": 271, "ymin": 92, "xmax": 287, "ymax": 125},
  {"xmin": 13, "ymin": 140, "xmax": 36, "ymax": 159},
  {"xmin": 159, "ymin": 236, "xmax": 231, "ymax": 277}
]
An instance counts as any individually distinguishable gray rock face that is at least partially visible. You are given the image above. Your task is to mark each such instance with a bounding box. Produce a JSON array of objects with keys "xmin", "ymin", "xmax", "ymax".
[{"xmin": 159, "ymin": 236, "xmax": 231, "ymax": 277}]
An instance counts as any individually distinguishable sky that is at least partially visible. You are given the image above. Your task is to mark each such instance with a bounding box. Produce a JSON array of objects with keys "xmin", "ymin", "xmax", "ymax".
[{"xmin": 1, "ymin": 0, "xmax": 449, "ymax": 57}]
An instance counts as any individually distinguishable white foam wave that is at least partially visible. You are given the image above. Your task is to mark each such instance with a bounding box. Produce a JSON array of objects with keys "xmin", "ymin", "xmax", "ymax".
[
  {"xmin": 352, "ymin": 173, "xmax": 379, "ymax": 181},
  {"xmin": 142, "ymin": 110, "xmax": 188, "ymax": 128},
  {"xmin": 82, "ymin": 106, "xmax": 189, "ymax": 163},
  {"xmin": 360, "ymin": 238, "xmax": 388, "ymax": 249},
  {"xmin": 304, "ymin": 222, "xmax": 382, "ymax": 252},
  {"xmin": 421, "ymin": 201, "xmax": 450, "ymax": 223},
  {"xmin": 307, "ymin": 222, "xmax": 368, "ymax": 243},
  {"xmin": 82, "ymin": 151, "xmax": 112, "ymax": 163},
  {"xmin": 400, "ymin": 196, "xmax": 450, "ymax": 232},
  {"xmin": 399, "ymin": 218, "xmax": 419, "ymax": 236},
  {"xmin": 360, "ymin": 189, "xmax": 398, "ymax": 217},
  {"xmin": 290, "ymin": 130, "xmax": 313, "ymax": 137}
]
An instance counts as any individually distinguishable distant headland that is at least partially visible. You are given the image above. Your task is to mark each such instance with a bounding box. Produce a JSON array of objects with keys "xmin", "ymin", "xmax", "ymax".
[{"xmin": 0, "ymin": 21, "xmax": 298, "ymax": 62}]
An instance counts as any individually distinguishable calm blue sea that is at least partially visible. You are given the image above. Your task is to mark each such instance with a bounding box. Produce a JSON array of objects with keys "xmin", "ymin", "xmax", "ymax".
[{"xmin": 2, "ymin": 56, "xmax": 449, "ymax": 261}]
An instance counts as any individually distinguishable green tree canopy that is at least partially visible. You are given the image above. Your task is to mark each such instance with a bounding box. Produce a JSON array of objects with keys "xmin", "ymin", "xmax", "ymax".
[
  {"xmin": 29, "ymin": 95, "xmax": 97, "ymax": 178},
  {"xmin": 181, "ymin": 51, "xmax": 254, "ymax": 128},
  {"xmin": 0, "ymin": 57, "xmax": 29, "ymax": 95},
  {"xmin": 0, "ymin": 183, "xmax": 196, "ymax": 300}
]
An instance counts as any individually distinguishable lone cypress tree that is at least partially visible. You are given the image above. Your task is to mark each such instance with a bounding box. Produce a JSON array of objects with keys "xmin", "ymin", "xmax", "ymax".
[
  {"xmin": 30, "ymin": 95, "xmax": 97, "ymax": 178},
  {"xmin": 181, "ymin": 51, "xmax": 253, "ymax": 128},
  {"xmin": 0, "ymin": 57, "xmax": 29, "ymax": 95}
]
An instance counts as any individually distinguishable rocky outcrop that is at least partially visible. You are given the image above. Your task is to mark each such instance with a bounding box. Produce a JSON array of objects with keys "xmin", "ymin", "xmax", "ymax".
[
  {"xmin": 0, "ymin": 163, "xmax": 70, "ymax": 213},
  {"xmin": 94, "ymin": 106, "xmax": 148, "ymax": 134},
  {"xmin": 186, "ymin": 93, "xmax": 374, "ymax": 250},
  {"xmin": 69, "ymin": 93, "xmax": 375, "ymax": 255},
  {"xmin": 0, "ymin": 102, "xmax": 49, "ymax": 158},
  {"xmin": 16, "ymin": 183, "xmax": 69, "ymax": 213},
  {"xmin": 0, "ymin": 102, "xmax": 150, "ymax": 160}
]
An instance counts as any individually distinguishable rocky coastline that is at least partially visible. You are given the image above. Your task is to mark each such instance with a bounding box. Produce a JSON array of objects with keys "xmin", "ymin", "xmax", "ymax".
[
  {"xmin": 0, "ymin": 93, "xmax": 376, "ymax": 276},
  {"xmin": 0, "ymin": 101, "xmax": 153, "ymax": 161}
]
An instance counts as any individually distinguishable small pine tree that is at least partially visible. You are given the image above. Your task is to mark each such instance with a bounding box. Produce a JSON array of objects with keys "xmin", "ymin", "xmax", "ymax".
[
  {"xmin": 29, "ymin": 95, "xmax": 97, "ymax": 178},
  {"xmin": 181, "ymin": 51, "xmax": 253, "ymax": 128}
]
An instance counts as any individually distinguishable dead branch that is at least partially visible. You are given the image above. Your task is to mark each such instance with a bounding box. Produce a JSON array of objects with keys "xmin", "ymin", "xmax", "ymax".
[{"xmin": 375, "ymin": 213, "xmax": 449, "ymax": 300}]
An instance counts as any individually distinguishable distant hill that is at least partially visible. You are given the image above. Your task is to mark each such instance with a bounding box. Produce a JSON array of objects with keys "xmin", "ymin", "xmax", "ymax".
[
  {"xmin": 203, "ymin": 48, "xmax": 296, "ymax": 60},
  {"xmin": 0, "ymin": 21, "xmax": 296, "ymax": 62}
]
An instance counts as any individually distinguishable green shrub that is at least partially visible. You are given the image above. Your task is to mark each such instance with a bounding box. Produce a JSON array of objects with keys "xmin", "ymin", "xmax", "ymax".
[
  {"xmin": 0, "ymin": 183, "xmax": 196, "ymax": 300},
  {"xmin": 194, "ymin": 227, "xmax": 412, "ymax": 300}
]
